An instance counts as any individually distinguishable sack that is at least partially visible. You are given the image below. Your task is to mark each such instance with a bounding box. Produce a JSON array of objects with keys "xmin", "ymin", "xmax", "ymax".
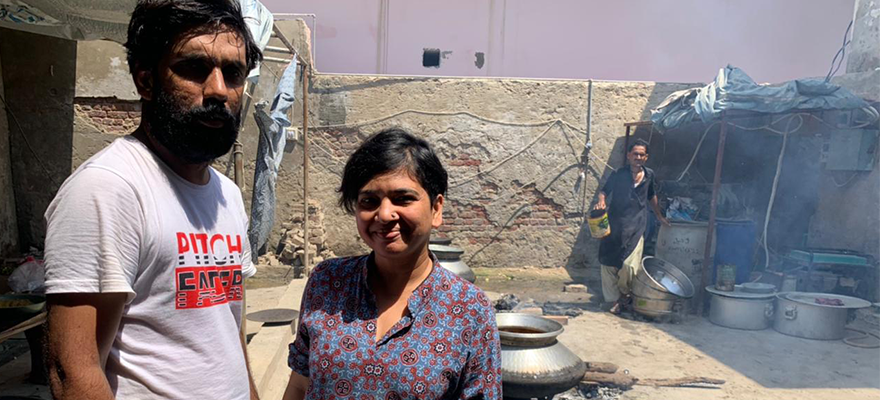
[{"xmin": 8, "ymin": 256, "xmax": 45, "ymax": 293}]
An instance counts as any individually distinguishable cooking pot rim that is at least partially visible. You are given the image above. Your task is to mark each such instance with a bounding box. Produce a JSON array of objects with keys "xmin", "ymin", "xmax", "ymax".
[{"xmin": 496, "ymin": 313, "xmax": 564, "ymax": 340}]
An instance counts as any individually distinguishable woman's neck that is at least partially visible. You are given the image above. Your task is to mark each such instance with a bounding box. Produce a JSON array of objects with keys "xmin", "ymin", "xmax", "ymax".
[{"xmin": 370, "ymin": 248, "xmax": 434, "ymax": 296}]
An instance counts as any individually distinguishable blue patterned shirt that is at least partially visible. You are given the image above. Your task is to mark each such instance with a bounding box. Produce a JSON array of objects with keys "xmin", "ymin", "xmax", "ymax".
[{"xmin": 289, "ymin": 254, "xmax": 502, "ymax": 399}]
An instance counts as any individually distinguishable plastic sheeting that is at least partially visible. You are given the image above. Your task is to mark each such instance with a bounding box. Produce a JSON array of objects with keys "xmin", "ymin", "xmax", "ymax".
[
  {"xmin": 1, "ymin": 0, "xmax": 273, "ymax": 81},
  {"xmin": 651, "ymin": 65, "xmax": 878, "ymax": 132},
  {"xmin": 247, "ymin": 58, "xmax": 298, "ymax": 260}
]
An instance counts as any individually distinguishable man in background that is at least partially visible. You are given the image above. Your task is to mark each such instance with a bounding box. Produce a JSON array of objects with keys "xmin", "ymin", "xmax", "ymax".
[{"xmin": 595, "ymin": 139, "xmax": 669, "ymax": 315}]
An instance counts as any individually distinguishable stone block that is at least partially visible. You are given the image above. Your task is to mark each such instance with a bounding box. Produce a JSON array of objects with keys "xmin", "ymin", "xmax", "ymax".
[{"xmin": 564, "ymin": 284, "xmax": 588, "ymax": 293}]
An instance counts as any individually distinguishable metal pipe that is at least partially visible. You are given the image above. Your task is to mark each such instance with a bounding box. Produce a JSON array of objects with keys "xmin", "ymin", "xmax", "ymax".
[
  {"xmin": 272, "ymin": 25, "xmax": 309, "ymax": 69},
  {"xmin": 234, "ymin": 142, "xmax": 244, "ymax": 188},
  {"xmin": 264, "ymin": 56, "xmax": 294, "ymax": 64},
  {"xmin": 302, "ymin": 62, "xmax": 311, "ymax": 274},
  {"xmin": 697, "ymin": 112, "xmax": 728, "ymax": 315},
  {"xmin": 265, "ymin": 45, "xmax": 293, "ymax": 54},
  {"xmin": 272, "ymin": 13, "xmax": 317, "ymax": 68}
]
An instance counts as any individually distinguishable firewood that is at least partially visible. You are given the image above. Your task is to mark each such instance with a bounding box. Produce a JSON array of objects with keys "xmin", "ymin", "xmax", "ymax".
[
  {"xmin": 584, "ymin": 361, "xmax": 619, "ymax": 374},
  {"xmin": 638, "ymin": 376, "xmax": 726, "ymax": 387},
  {"xmin": 581, "ymin": 371, "xmax": 637, "ymax": 390}
]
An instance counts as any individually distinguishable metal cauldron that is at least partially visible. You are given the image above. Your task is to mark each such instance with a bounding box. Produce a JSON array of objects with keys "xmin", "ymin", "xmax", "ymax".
[
  {"xmin": 429, "ymin": 244, "xmax": 476, "ymax": 283},
  {"xmin": 632, "ymin": 257, "xmax": 695, "ymax": 317},
  {"xmin": 497, "ymin": 313, "xmax": 586, "ymax": 400},
  {"xmin": 773, "ymin": 292, "xmax": 872, "ymax": 340}
]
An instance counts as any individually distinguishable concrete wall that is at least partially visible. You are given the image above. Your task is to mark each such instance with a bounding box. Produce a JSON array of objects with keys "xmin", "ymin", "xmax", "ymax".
[
  {"xmin": 809, "ymin": 69, "xmax": 880, "ymax": 260},
  {"xmin": 0, "ymin": 28, "xmax": 75, "ymax": 250},
  {"xmin": 847, "ymin": 0, "xmax": 880, "ymax": 74},
  {"xmin": 301, "ymin": 76, "xmax": 696, "ymax": 274},
  {"xmin": 0, "ymin": 52, "xmax": 19, "ymax": 257},
  {"xmin": 266, "ymin": 0, "xmax": 854, "ymax": 83}
]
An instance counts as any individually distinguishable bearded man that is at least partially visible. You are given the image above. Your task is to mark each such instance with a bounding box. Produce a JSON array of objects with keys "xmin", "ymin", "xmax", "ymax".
[{"xmin": 42, "ymin": 1, "xmax": 263, "ymax": 398}]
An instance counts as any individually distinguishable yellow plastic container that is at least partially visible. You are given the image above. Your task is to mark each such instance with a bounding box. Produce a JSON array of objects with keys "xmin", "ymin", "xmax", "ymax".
[{"xmin": 588, "ymin": 209, "xmax": 611, "ymax": 239}]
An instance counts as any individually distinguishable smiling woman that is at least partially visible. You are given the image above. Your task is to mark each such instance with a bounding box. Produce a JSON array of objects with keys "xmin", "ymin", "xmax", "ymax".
[{"xmin": 283, "ymin": 129, "xmax": 502, "ymax": 400}]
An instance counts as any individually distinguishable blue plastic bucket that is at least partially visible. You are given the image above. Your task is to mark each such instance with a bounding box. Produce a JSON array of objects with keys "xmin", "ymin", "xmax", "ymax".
[{"xmin": 713, "ymin": 220, "xmax": 756, "ymax": 284}]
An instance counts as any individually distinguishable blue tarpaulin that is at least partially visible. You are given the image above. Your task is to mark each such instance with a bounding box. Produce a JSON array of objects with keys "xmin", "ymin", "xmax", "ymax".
[{"xmin": 651, "ymin": 66, "xmax": 878, "ymax": 132}]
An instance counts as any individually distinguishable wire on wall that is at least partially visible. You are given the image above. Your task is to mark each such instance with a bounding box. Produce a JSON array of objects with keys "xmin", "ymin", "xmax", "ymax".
[{"xmin": 0, "ymin": 93, "xmax": 61, "ymax": 188}]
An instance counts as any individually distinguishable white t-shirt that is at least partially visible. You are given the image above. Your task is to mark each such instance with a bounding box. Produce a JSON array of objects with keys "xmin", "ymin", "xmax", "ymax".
[{"xmin": 44, "ymin": 135, "xmax": 257, "ymax": 399}]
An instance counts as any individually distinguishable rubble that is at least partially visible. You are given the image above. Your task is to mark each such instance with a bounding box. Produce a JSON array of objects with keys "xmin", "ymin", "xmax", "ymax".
[{"xmin": 274, "ymin": 201, "xmax": 336, "ymax": 278}]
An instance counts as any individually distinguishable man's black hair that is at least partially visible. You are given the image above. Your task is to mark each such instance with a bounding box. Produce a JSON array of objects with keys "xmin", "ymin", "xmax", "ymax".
[
  {"xmin": 628, "ymin": 139, "xmax": 650, "ymax": 154},
  {"xmin": 124, "ymin": 0, "xmax": 263, "ymax": 75},
  {"xmin": 338, "ymin": 128, "xmax": 448, "ymax": 214}
]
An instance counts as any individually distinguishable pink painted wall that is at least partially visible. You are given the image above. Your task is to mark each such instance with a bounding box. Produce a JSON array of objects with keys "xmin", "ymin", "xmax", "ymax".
[{"xmin": 266, "ymin": 0, "xmax": 855, "ymax": 83}]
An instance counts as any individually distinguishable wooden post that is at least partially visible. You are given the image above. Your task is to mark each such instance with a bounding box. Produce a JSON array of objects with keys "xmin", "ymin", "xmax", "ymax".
[
  {"xmin": 697, "ymin": 113, "xmax": 727, "ymax": 315},
  {"xmin": 623, "ymin": 125, "xmax": 631, "ymax": 168},
  {"xmin": 302, "ymin": 64, "xmax": 310, "ymax": 275}
]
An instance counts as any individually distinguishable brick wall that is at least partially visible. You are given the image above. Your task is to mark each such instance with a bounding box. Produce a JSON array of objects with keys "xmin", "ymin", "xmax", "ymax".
[{"xmin": 74, "ymin": 98, "xmax": 141, "ymax": 134}]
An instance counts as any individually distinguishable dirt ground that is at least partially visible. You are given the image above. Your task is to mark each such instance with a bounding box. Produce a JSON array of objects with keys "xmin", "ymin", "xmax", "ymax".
[
  {"xmin": 2, "ymin": 266, "xmax": 878, "ymax": 400},
  {"xmin": 478, "ymin": 267, "xmax": 880, "ymax": 400}
]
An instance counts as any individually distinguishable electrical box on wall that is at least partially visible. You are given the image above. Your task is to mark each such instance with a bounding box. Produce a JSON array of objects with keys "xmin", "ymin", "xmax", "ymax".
[{"xmin": 823, "ymin": 129, "xmax": 877, "ymax": 171}]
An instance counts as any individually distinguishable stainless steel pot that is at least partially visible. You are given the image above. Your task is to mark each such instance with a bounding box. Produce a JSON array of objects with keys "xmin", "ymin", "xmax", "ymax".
[
  {"xmin": 497, "ymin": 313, "xmax": 586, "ymax": 400},
  {"xmin": 429, "ymin": 244, "xmax": 476, "ymax": 283},
  {"xmin": 773, "ymin": 292, "xmax": 872, "ymax": 340},
  {"xmin": 707, "ymin": 286, "xmax": 775, "ymax": 330},
  {"xmin": 632, "ymin": 257, "xmax": 694, "ymax": 317}
]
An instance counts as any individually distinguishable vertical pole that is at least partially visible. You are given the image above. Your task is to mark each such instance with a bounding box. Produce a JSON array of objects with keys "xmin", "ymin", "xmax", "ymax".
[
  {"xmin": 623, "ymin": 125, "xmax": 631, "ymax": 168},
  {"xmin": 697, "ymin": 113, "xmax": 728, "ymax": 315},
  {"xmin": 302, "ymin": 65, "xmax": 311, "ymax": 275},
  {"xmin": 235, "ymin": 81, "xmax": 251, "ymax": 337}
]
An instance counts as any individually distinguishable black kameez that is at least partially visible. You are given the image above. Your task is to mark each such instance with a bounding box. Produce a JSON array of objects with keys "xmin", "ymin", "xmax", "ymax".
[{"xmin": 598, "ymin": 166, "xmax": 656, "ymax": 268}]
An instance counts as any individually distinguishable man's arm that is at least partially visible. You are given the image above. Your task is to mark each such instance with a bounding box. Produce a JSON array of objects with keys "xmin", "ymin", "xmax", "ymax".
[
  {"xmin": 281, "ymin": 371, "xmax": 309, "ymax": 400},
  {"xmin": 239, "ymin": 286, "xmax": 260, "ymax": 400},
  {"xmin": 46, "ymin": 293, "xmax": 126, "ymax": 400},
  {"xmin": 650, "ymin": 195, "xmax": 670, "ymax": 226}
]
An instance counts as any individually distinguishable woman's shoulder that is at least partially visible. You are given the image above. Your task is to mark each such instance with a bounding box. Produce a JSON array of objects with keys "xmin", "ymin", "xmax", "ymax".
[
  {"xmin": 309, "ymin": 255, "xmax": 368, "ymax": 281},
  {"xmin": 433, "ymin": 266, "xmax": 494, "ymax": 311}
]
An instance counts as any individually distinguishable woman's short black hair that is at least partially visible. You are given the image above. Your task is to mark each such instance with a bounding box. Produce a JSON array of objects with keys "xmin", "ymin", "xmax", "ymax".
[
  {"xmin": 124, "ymin": 0, "xmax": 263, "ymax": 74},
  {"xmin": 338, "ymin": 128, "xmax": 448, "ymax": 214}
]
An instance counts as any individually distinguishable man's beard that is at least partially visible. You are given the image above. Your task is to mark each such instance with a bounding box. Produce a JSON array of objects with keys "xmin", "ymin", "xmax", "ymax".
[{"xmin": 147, "ymin": 85, "xmax": 241, "ymax": 164}]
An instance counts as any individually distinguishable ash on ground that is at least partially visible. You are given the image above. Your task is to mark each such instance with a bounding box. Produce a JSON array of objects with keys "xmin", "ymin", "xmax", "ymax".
[
  {"xmin": 493, "ymin": 293, "xmax": 539, "ymax": 312},
  {"xmin": 493, "ymin": 293, "xmax": 586, "ymax": 317},
  {"xmin": 553, "ymin": 384, "xmax": 622, "ymax": 400}
]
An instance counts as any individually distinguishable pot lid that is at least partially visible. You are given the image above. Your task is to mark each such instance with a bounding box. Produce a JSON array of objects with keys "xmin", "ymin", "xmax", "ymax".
[
  {"xmin": 778, "ymin": 292, "xmax": 872, "ymax": 309},
  {"xmin": 741, "ymin": 282, "xmax": 776, "ymax": 294},
  {"xmin": 429, "ymin": 237, "xmax": 453, "ymax": 246},
  {"xmin": 705, "ymin": 285, "xmax": 776, "ymax": 299},
  {"xmin": 428, "ymin": 244, "xmax": 464, "ymax": 254}
]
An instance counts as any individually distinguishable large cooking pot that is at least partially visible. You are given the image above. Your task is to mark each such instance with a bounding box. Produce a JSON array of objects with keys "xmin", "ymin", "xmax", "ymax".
[
  {"xmin": 773, "ymin": 292, "xmax": 872, "ymax": 340},
  {"xmin": 429, "ymin": 244, "xmax": 476, "ymax": 283},
  {"xmin": 632, "ymin": 257, "xmax": 694, "ymax": 317},
  {"xmin": 707, "ymin": 286, "xmax": 775, "ymax": 330},
  {"xmin": 497, "ymin": 313, "xmax": 586, "ymax": 400}
]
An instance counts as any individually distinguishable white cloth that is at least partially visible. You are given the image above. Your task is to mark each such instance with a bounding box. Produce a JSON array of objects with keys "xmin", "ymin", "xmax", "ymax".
[
  {"xmin": 44, "ymin": 135, "xmax": 256, "ymax": 400},
  {"xmin": 600, "ymin": 237, "xmax": 644, "ymax": 303}
]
